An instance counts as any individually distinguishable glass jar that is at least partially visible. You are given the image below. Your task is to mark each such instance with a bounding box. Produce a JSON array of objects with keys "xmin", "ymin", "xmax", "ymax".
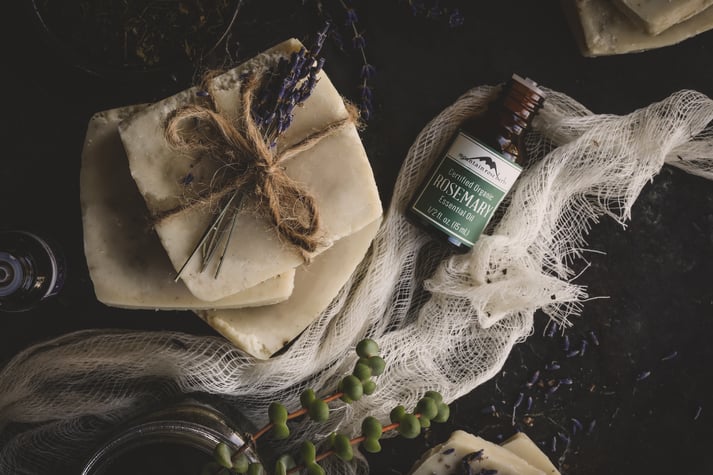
[
  {"xmin": 0, "ymin": 229, "xmax": 66, "ymax": 312},
  {"xmin": 80, "ymin": 396, "xmax": 263, "ymax": 475}
]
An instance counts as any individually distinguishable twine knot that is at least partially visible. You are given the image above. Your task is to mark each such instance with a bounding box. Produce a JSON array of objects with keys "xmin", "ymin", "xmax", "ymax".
[{"xmin": 160, "ymin": 69, "xmax": 355, "ymax": 261}]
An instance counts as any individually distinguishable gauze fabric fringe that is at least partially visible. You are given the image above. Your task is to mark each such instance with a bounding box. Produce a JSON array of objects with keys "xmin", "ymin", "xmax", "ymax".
[{"xmin": 2, "ymin": 86, "xmax": 713, "ymax": 475}]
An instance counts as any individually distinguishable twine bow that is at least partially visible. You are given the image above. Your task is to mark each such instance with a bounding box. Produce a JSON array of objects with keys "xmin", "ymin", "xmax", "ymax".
[{"xmin": 160, "ymin": 71, "xmax": 355, "ymax": 266}]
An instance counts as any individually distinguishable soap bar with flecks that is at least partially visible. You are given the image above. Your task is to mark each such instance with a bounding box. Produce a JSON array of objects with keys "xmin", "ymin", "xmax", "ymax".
[
  {"xmin": 408, "ymin": 430, "xmax": 552, "ymax": 475},
  {"xmin": 80, "ymin": 105, "xmax": 295, "ymax": 310},
  {"xmin": 119, "ymin": 38, "xmax": 382, "ymax": 302},
  {"xmin": 198, "ymin": 217, "xmax": 381, "ymax": 359},
  {"xmin": 501, "ymin": 432, "xmax": 560, "ymax": 475},
  {"xmin": 561, "ymin": 0, "xmax": 713, "ymax": 56},
  {"xmin": 611, "ymin": 0, "xmax": 713, "ymax": 35}
]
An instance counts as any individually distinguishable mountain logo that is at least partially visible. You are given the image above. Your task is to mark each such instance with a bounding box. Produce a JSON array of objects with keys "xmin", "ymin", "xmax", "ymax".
[{"xmin": 464, "ymin": 156, "xmax": 499, "ymax": 179}]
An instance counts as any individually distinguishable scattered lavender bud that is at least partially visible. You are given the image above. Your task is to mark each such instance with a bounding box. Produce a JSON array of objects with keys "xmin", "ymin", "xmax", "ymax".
[
  {"xmin": 525, "ymin": 370, "xmax": 541, "ymax": 388},
  {"xmin": 550, "ymin": 435, "xmax": 557, "ymax": 453},
  {"xmin": 562, "ymin": 335, "xmax": 570, "ymax": 352},
  {"xmin": 196, "ymin": 90, "xmax": 210, "ymax": 97},
  {"xmin": 557, "ymin": 432, "xmax": 570, "ymax": 444},
  {"xmin": 512, "ymin": 392, "xmax": 524, "ymax": 425},
  {"xmin": 442, "ymin": 447, "xmax": 455, "ymax": 455},
  {"xmin": 526, "ymin": 396, "xmax": 533, "ymax": 412},
  {"xmin": 661, "ymin": 351, "xmax": 679, "ymax": 361},
  {"xmin": 635, "ymin": 370, "xmax": 652, "ymax": 382},
  {"xmin": 545, "ymin": 361, "xmax": 561, "ymax": 371},
  {"xmin": 546, "ymin": 382, "xmax": 561, "ymax": 395},
  {"xmin": 546, "ymin": 322, "xmax": 559, "ymax": 338},
  {"xmin": 579, "ymin": 339, "xmax": 588, "ymax": 356},
  {"xmin": 180, "ymin": 173, "xmax": 194, "ymax": 186},
  {"xmin": 559, "ymin": 377, "xmax": 574, "ymax": 385},
  {"xmin": 588, "ymin": 330, "xmax": 600, "ymax": 346},
  {"xmin": 571, "ymin": 418, "xmax": 583, "ymax": 435},
  {"xmin": 694, "ymin": 405, "xmax": 703, "ymax": 421},
  {"xmin": 478, "ymin": 470, "xmax": 498, "ymax": 475},
  {"xmin": 586, "ymin": 419, "xmax": 597, "ymax": 435},
  {"xmin": 565, "ymin": 349, "xmax": 580, "ymax": 358}
]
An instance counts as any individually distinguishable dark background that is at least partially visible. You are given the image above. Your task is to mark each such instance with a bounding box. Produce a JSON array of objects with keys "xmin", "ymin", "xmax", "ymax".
[{"xmin": 2, "ymin": 1, "xmax": 713, "ymax": 474}]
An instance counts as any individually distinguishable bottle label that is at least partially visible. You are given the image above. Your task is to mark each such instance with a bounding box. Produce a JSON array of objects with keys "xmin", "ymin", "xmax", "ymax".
[{"xmin": 410, "ymin": 131, "xmax": 522, "ymax": 247}]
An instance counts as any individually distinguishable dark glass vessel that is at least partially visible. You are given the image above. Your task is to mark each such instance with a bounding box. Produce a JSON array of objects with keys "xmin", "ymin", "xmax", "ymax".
[
  {"xmin": 0, "ymin": 230, "xmax": 66, "ymax": 312},
  {"xmin": 407, "ymin": 74, "xmax": 546, "ymax": 251}
]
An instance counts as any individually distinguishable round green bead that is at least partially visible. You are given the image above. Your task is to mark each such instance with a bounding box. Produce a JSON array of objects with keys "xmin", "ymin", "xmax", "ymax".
[
  {"xmin": 333, "ymin": 433, "xmax": 354, "ymax": 461},
  {"xmin": 353, "ymin": 362, "xmax": 372, "ymax": 381},
  {"xmin": 276, "ymin": 454, "xmax": 296, "ymax": 470},
  {"xmin": 390, "ymin": 405, "xmax": 406, "ymax": 424},
  {"xmin": 362, "ymin": 437, "xmax": 382, "ymax": 453},
  {"xmin": 416, "ymin": 396, "xmax": 438, "ymax": 420},
  {"xmin": 363, "ymin": 380, "xmax": 377, "ymax": 395},
  {"xmin": 433, "ymin": 402, "xmax": 450, "ymax": 423},
  {"xmin": 231, "ymin": 452, "xmax": 249, "ymax": 473},
  {"xmin": 341, "ymin": 375, "xmax": 363, "ymax": 401},
  {"xmin": 300, "ymin": 388, "xmax": 317, "ymax": 409},
  {"xmin": 213, "ymin": 442, "xmax": 233, "ymax": 469},
  {"xmin": 419, "ymin": 416, "xmax": 431, "ymax": 428},
  {"xmin": 424, "ymin": 390, "xmax": 443, "ymax": 403},
  {"xmin": 268, "ymin": 402, "xmax": 288, "ymax": 424},
  {"xmin": 367, "ymin": 356, "xmax": 386, "ymax": 376},
  {"xmin": 274, "ymin": 460, "xmax": 287, "ymax": 475},
  {"xmin": 300, "ymin": 440, "xmax": 317, "ymax": 464},
  {"xmin": 356, "ymin": 338, "xmax": 379, "ymax": 358},
  {"xmin": 397, "ymin": 414, "xmax": 421, "ymax": 439},
  {"xmin": 247, "ymin": 463, "xmax": 265, "ymax": 475},
  {"xmin": 306, "ymin": 462, "xmax": 326, "ymax": 475},
  {"xmin": 361, "ymin": 416, "xmax": 383, "ymax": 439},
  {"xmin": 272, "ymin": 422, "xmax": 290, "ymax": 440},
  {"xmin": 308, "ymin": 398, "xmax": 329, "ymax": 422}
]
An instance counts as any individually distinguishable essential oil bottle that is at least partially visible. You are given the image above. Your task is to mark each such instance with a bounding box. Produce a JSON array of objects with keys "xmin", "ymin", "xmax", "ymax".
[
  {"xmin": 407, "ymin": 74, "xmax": 546, "ymax": 251},
  {"xmin": 0, "ymin": 230, "xmax": 66, "ymax": 312}
]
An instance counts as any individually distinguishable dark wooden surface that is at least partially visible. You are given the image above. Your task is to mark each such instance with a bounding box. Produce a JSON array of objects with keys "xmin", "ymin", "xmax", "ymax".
[{"xmin": 2, "ymin": 1, "xmax": 713, "ymax": 474}]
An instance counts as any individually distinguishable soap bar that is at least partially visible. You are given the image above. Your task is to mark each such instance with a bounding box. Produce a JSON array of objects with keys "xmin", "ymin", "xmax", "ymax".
[
  {"xmin": 120, "ymin": 38, "xmax": 382, "ymax": 302},
  {"xmin": 80, "ymin": 105, "xmax": 294, "ymax": 310},
  {"xmin": 408, "ymin": 430, "xmax": 545, "ymax": 475},
  {"xmin": 199, "ymin": 217, "xmax": 381, "ymax": 359},
  {"xmin": 611, "ymin": 0, "xmax": 713, "ymax": 35},
  {"xmin": 501, "ymin": 432, "xmax": 560, "ymax": 475},
  {"xmin": 561, "ymin": 0, "xmax": 713, "ymax": 56}
]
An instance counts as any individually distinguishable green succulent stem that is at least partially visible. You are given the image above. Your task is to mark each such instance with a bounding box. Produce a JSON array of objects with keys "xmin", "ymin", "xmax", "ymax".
[{"xmin": 284, "ymin": 414, "xmax": 423, "ymax": 474}]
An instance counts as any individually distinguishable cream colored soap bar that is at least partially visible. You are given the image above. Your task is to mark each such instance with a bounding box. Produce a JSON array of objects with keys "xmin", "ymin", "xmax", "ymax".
[
  {"xmin": 562, "ymin": 0, "xmax": 713, "ymax": 56},
  {"xmin": 611, "ymin": 0, "xmax": 713, "ymax": 35},
  {"xmin": 80, "ymin": 105, "xmax": 294, "ymax": 310},
  {"xmin": 199, "ymin": 217, "xmax": 381, "ymax": 359},
  {"xmin": 120, "ymin": 39, "xmax": 382, "ymax": 302},
  {"xmin": 408, "ymin": 430, "xmax": 546, "ymax": 475},
  {"xmin": 501, "ymin": 432, "xmax": 560, "ymax": 475}
]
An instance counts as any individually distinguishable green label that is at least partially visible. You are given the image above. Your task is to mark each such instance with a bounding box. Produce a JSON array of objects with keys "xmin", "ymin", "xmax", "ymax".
[{"xmin": 410, "ymin": 132, "xmax": 521, "ymax": 246}]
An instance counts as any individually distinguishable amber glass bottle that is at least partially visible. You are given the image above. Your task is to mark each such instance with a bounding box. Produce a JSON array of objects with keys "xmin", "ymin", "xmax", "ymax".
[
  {"xmin": 407, "ymin": 74, "xmax": 545, "ymax": 251},
  {"xmin": 0, "ymin": 230, "xmax": 66, "ymax": 312}
]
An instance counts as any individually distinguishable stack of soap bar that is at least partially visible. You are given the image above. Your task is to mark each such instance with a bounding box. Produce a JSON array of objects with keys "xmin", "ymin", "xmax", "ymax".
[
  {"xmin": 408, "ymin": 430, "xmax": 560, "ymax": 475},
  {"xmin": 561, "ymin": 0, "xmax": 713, "ymax": 56},
  {"xmin": 80, "ymin": 38, "xmax": 382, "ymax": 359},
  {"xmin": 80, "ymin": 105, "xmax": 295, "ymax": 310},
  {"xmin": 119, "ymin": 38, "xmax": 382, "ymax": 303}
]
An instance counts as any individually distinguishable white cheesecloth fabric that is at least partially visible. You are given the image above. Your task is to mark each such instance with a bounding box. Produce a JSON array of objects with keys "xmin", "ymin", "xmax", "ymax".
[{"xmin": 2, "ymin": 84, "xmax": 713, "ymax": 475}]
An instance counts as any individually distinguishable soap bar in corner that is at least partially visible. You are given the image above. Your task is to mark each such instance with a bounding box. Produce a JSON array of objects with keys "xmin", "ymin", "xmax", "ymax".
[
  {"xmin": 610, "ymin": 0, "xmax": 713, "ymax": 35},
  {"xmin": 408, "ymin": 430, "xmax": 548, "ymax": 475},
  {"xmin": 80, "ymin": 105, "xmax": 295, "ymax": 310},
  {"xmin": 561, "ymin": 0, "xmax": 713, "ymax": 56}
]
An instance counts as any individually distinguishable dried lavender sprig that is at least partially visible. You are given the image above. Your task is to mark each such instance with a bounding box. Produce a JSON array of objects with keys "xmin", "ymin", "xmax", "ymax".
[
  {"xmin": 252, "ymin": 22, "xmax": 331, "ymax": 142},
  {"xmin": 339, "ymin": 0, "xmax": 374, "ymax": 121}
]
